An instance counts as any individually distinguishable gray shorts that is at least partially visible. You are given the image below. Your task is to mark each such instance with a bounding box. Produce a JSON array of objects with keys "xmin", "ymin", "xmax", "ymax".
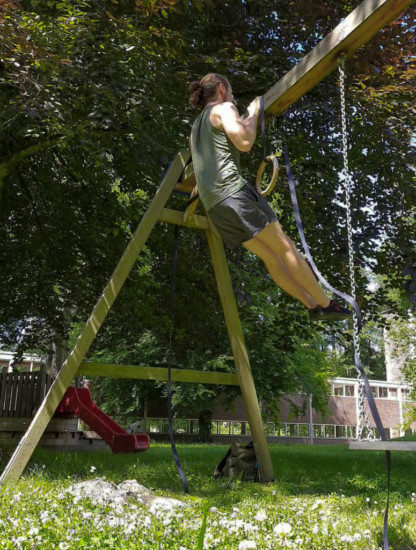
[{"xmin": 208, "ymin": 183, "xmax": 277, "ymax": 248}]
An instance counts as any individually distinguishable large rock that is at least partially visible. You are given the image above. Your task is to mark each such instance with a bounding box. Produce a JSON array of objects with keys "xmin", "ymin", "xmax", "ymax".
[{"xmin": 66, "ymin": 479, "xmax": 184, "ymax": 513}]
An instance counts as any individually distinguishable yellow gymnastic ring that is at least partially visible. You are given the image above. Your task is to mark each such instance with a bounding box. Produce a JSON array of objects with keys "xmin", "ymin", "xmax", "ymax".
[{"xmin": 256, "ymin": 155, "xmax": 279, "ymax": 197}]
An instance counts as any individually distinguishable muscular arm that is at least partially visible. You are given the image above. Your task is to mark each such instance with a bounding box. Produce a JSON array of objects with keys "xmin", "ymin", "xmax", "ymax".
[{"xmin": 213, "ymin": 99, "xmax": 259, "ymax": 153}]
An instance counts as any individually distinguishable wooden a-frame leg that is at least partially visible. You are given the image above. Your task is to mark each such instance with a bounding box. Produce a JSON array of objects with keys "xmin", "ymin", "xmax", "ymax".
[
  {"xmin": 205, "ymin": 218, "xmax": 275, "ymax": 483},
  {"xmin": 0, "ymin": 151, "xmax": 190, "ymax": 484}
]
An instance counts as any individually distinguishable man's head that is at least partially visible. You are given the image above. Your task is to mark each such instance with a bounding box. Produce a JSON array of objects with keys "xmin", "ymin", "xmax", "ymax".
[{"xmin": 189, "ymin": 73, "xmax": 233, "ymax": 109}]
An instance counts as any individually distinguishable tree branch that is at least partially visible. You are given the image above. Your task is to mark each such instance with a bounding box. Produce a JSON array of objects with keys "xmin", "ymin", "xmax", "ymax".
[{"xmin": 0, "ymin": 136, "xmax": 62, "ymax": 197}]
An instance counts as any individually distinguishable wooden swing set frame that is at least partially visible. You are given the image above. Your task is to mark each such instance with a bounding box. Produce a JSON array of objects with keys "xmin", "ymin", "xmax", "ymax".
[{"xmin": 0, "ymin": 0, "xmax": 413, "ymax": 484}]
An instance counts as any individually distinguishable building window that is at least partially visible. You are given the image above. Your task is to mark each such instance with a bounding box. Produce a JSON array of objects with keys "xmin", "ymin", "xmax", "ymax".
[
  {"xmin": 211, "ymin": 421, "xmax": 219, "ymax": 435},
  {"xmin": 173, "ymin": 419, "xmax": 189, "ymax": 434},
  {"xmin": 333, "ymin": 384, "xmax": 344, "ymax": 396},
  {"xmin": 346, "ymin": 426, "xmax": 356, "ymax": 439},
  {"xmin": 325, "ymin": 425, "xmax": 335, "ymax": 438},
  {"xmin": 219, "ymin": 422, "xmax": 231, "ymax": 435},
  {"xmin": 232, "ymin": 422, "xmax": 242, "ymax": 435},
  {"xmin": 336, "ymin": 426, "xmax": 346, "ymax": 438},
  {"xmin": 288, "ymin": 424, "xmax": 299, "ymax": 437},
  {"xmin": 149, "ymin": 419, "xmax": 162, "ymax": 433},
  {"xmin": 378, "ymin": 387, "xmax": 388, "ymax": 399},
  {"xmin": 314, "ymin": 425, "xmax": 324, "ymax": 437},
  {"xmin": 298, "ymin": 424, "xmax": 310, "ymax": 437},
  {"xmin": 276, "ymin": 423, "xmax": 286, "ymax": 436},
  {"xmin": 345, "ymin": 385, "xmax": 355, "ymax": 397},
  {"xmin": 264, "ymin": 423, "xmax": 275, "ymax": 436},
  {"xmin": 388, "ymin": 388, "xmax": 397, "ymax": 399}
]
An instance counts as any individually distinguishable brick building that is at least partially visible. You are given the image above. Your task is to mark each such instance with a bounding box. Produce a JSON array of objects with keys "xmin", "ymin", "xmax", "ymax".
[{"xmin": 146, "ymin": 377, "xmax": 416, "ymax": 444}]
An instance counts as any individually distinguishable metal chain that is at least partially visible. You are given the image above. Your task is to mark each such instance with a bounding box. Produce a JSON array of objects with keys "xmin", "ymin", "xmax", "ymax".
[{"xmin": 338, "ymin": 55, "xmax": 375, "ymax": 441}]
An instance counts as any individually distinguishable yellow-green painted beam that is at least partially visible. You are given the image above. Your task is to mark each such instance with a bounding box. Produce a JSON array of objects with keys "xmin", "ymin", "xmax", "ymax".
[{"xmin": 79, "ymin": 362, "xmax": 239, "ymax": 386}]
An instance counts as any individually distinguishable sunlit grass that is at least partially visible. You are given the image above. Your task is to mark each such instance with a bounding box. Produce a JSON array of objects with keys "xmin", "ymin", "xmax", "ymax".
[{"xmin": 0, "ymin": 443, "xmax": 415, "ymax": 549}]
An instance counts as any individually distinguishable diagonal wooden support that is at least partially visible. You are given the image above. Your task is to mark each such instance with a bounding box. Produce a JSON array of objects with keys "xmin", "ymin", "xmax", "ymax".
[
  {"xmin": 0, "ymin": 151, "xmax": 190, "ymax": 484},
  {"xmin": 205, "ymin": 217, "xmax": 275, "ymax": 483}
]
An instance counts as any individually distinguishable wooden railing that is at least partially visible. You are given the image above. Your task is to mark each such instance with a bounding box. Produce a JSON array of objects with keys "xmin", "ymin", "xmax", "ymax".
[{"xmin": 0, "ymin": 366, "xmax": 53, "ymax": 417}]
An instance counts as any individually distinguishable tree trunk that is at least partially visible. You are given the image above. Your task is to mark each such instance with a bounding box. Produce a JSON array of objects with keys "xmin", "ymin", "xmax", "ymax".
[{"xmin": 198, "ymin": 409, "xmax": 212, "ymax": 442}]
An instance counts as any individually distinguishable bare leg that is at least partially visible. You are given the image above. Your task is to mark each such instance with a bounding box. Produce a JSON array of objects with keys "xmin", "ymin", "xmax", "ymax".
[
  {"xmin": 243, "ymin": 237, "xmax": 317, "ymax": 309},
  {"xmin": 245, "ymin": 221, "xmax": 330, "ymax": 308}
]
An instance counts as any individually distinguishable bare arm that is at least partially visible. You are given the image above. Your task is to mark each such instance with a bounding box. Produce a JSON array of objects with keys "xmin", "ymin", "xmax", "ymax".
[{"xmin": 214, "ymin": 98, "xmax": 260, "ymax": 152}]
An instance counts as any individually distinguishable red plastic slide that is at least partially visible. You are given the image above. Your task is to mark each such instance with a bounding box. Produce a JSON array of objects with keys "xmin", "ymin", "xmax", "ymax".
[{"xmin": 56, "ymin": 387, "xmax": 150, "ymax": 453}]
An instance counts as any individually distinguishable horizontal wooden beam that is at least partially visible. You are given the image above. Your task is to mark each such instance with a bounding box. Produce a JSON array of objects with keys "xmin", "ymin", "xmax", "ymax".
[
  {"xmin": 349, "ymin": 441, "xmax": 416, "ymax": 451},
  {"xmin": 0, "ymin": 417, "xmax": 78, "ymax": 432},
  {"xmin": 158, "ymin": 208, "xmax": 209, "ymax": 230},
  {"xmin": 175, "ymin": 0, "xmax": 412, "ymax": 186},
  {"xmin": 264, "ymin": 0, "xmax": 413, "ymax": 115},
  {"xmin": 78, "ymin": 362, "xmax": 239, "ymax": 386}
]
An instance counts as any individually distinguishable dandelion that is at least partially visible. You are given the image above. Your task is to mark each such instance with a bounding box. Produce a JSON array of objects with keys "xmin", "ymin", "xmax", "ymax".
[
  {"xmin": 254, "ymin": 510, "xmax": 267, "ymax": 521},
  {"xmin": 239, "ymin": 541, "xmax": 257, "ymax": 549},
  {"xmin": 273, "ymin": 522, "xmax": 292, "ymax": 536}
]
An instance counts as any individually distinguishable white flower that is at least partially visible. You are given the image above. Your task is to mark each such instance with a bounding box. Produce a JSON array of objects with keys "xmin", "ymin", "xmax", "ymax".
[
  {"xmin": 254, "ymin": 510, "xmax": 267, "ymax": 521},
  {"xmin": 29, "ymin": 528, "xmax": 39, "ymax": 536},
  {"xmin": 124, "ymin": 523, "xmax": 136, "ymax": 535},
  {"xmin": 339, "ymin": 533, "xmax": 361, "ymax": 543},
  {"xmin": 312, "ymin": 524, "xmax": 319, "ymax": 534},
  {"xmin": 90, "ymin": 466, "xmax": 96, "ymax": 473},
  {"xmin": 273, "ymin": 522, "xmax": 292, "ymax": 536},
  {"xmin": 13, "ymin": 492, "xmax": 22, "ymax": 502},
  {"xmin": 210, "ymin": 506, "xmax": 218, "ymax": 513},
  {"xmin": 366, "ymin": 497, "xmax": 370, "ymax": 502},
  {"xmin": 239, "ymin": 541, "xmax": 257, "ymax": 550},
  {"xmin": 59, "ymin": 544, "xmax": 70, "ymax": 550}
]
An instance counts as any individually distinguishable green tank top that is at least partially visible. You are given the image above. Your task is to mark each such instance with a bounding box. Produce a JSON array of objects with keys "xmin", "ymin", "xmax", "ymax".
[{"xmin": 190, "ymin": 105, "xmax": 246, "ymax": 211}]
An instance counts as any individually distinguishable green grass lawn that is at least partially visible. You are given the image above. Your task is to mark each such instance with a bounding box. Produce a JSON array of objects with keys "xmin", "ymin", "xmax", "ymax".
[{"xmin": 0, "ymin": 443, "xmax": 416, "ymax": 549}]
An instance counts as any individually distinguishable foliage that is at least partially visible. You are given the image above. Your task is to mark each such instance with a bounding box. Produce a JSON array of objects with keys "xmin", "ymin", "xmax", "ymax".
[{"xmin": 0, "ymin": 1, "xmax": 414, "ymax": 423}]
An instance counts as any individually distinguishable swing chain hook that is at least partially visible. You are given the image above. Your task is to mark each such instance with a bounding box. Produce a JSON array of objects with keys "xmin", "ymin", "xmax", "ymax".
[{"xmin": 338, "ymin": 54, "xmax": 376, "ymax": 442}]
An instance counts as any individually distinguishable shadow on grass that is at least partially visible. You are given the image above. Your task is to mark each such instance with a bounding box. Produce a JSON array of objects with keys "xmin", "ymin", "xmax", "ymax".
[{"xmin": 1, "ymin": 443, "xmax": 414, "ymax": 503}]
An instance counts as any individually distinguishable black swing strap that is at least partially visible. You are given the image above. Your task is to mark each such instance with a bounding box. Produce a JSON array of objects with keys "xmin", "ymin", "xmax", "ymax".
[
  {"xmin": 167, "ymin": 225, "xmax": 189, "ymax": 494},
  {"xmin": 283, "ymin": 143, "xmax": 391, "ymax": 550}
]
